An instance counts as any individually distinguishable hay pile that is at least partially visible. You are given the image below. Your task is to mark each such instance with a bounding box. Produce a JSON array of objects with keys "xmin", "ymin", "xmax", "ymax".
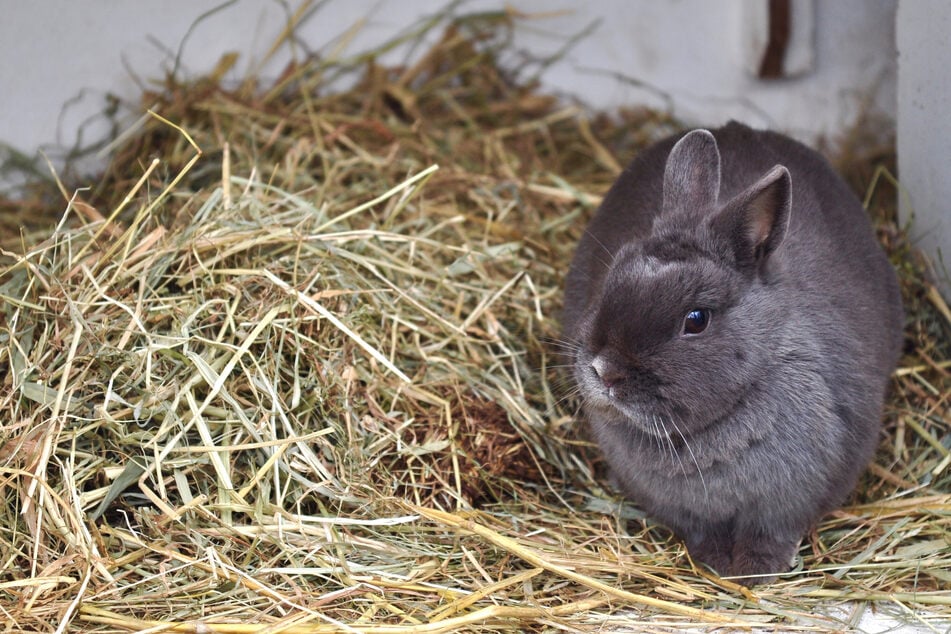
[{"xmin": 2, "ymin": 7, "xmax": 949, "ymax": 633}]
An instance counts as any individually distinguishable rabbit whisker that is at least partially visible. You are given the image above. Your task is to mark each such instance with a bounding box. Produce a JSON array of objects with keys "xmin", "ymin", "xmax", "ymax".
[
  {"xmin": 665, "ymin": 414, "xmax": 707, "ymax": 497},
  {"xmin": 583, "ymin": 228, "xmax": 617, "ymax": 270}
]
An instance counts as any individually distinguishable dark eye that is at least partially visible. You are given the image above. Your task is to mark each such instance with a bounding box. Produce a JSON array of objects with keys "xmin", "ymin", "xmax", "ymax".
[{"xmin": 682, "ymin": 308, "xmax": 710, "ymax": 335}]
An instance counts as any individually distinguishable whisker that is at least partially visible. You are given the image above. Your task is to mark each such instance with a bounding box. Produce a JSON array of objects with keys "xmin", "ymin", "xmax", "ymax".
[
  {"xmin": 666, "ymin": 414, "xmax": 707, "ymax": 497},
  {"xmin": 546, "ymin": 384, "xmax": 584, "ymax": 414},
  {"xmin": 583, "ymin": 227, "xmax": 616, "ymax": 270},
  {"xmin": 656, "ymin": 414, "xmax": 677, "ymax": 466},
  {"xmin": 543, "ymin": 338, "xmax": 584, "ymax": 354},
  {"xmin": 664, "ymin": 418, "xmax": 690, "ymax": 480},
  {"xmin": 546, "ymin": 364, "xmax": 580, "ymax": 371},
  {"xmin": 650, "ymin": 414, "xmax": 669, "ymax": 461}
]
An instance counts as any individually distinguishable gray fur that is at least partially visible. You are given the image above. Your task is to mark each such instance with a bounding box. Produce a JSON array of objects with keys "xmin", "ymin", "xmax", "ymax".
[{"xmin": 562, "ymin": 122, "xmax": 903, "ymax": 583}]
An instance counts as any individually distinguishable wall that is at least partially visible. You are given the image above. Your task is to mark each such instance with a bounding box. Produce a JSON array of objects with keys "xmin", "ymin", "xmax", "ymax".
[
  {"xmin": 897, "ymin": 1, "xmax": 951, "ymax": 295},
  {"xmin": 1, "ymin": 0, "xmax": 897, "ymax": 188},
  {"xmin": 10, "ymin": 1, "xmax": 945, "ymax": 293}
]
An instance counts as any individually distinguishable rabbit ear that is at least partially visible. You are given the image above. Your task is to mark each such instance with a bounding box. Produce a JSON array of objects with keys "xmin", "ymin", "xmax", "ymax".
[
  {"xmin": 662, "ymin": 130, "xmax": 721, "ymax": 214},
  {"xmin": 710, "ymin": 165, "xmax": 791, "ymax": 267}
]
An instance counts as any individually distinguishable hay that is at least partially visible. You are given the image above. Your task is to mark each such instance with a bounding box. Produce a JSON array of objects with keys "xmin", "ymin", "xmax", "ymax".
[{"xmin": 1, "ymin": 5, "xmax": 949, "ymax": 632}]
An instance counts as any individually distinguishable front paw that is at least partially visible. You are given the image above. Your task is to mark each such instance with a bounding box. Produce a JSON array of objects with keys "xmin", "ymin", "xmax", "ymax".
[
  {"xmin": 727, "ymin": 537, "xmax": 798, "ymax": 584},
  {"xmin": 686, "ymin": 531, "xmax": 798, "ymax": 585},
  {"xmin": 688, "ymin": 541, "xmax": 732, "ymax": 576}
]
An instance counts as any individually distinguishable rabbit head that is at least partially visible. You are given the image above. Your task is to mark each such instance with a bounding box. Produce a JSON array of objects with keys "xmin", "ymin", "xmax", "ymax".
[{"xmin": 573, "ymin": 130, "xmax": 793, "ymax": 439}]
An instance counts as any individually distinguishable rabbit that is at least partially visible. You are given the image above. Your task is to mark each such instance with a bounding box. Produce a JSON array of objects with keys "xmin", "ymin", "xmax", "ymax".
[{"xmin": 561, "ymin": 121, "xmax": 903, "ymax": 584}]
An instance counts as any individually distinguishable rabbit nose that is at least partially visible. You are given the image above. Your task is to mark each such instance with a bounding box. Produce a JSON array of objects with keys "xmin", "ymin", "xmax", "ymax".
[{"xmin": 591, "ymin": 356, "xmax": 625, "ymax": 388}]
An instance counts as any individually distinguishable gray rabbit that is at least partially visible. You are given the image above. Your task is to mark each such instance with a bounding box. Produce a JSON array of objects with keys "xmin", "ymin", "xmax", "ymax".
[{"xmin": 562, "ymin": 121, "xmax": 903, "ymax": 583}]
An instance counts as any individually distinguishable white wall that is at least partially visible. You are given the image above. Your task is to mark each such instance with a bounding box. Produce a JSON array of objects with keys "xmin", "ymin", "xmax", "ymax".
[
  {"xmin": 897, "ymin": 1, "xmax": 951, "ymax": 295},
  {"xmin": 1, "ymin": 0, "xmax": 897, "ymax": 189},
  {"xmin": 15, "ymin": 0, "xmax": 949, "ymax": 287}
]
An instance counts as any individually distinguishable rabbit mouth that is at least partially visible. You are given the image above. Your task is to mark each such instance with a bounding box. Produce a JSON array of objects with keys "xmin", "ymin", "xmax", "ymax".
[
  {"xmin": 583, "ymin": 383, "xmax": 681, "ymax": 438},
  {"xmin": 575, "ymin": 354, "xmax": 694, "ymax": 439}
]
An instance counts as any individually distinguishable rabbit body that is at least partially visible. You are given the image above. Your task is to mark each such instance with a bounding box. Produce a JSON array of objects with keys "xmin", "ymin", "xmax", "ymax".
[{"xmin": 562, "ymin": 122, "xmax": 903, "ymax": 582}]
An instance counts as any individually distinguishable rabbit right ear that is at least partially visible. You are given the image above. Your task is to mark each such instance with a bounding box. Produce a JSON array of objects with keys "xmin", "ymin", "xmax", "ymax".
[
  {"xmin": 709, "ymin": 165, "xmax": 792, "ymax": 268},
  {"xmin": 663, "ymin": 130, "xmax": 721, "ymax": 214}
]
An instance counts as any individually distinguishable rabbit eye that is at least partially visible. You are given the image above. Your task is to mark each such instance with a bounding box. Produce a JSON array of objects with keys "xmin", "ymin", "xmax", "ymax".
[{"xmin": 683, "ymin": 308, "xmax": 710, "ymax": 335}]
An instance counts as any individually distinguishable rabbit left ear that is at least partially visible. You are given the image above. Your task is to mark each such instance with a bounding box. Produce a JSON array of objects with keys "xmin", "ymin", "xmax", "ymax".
[
  {"xmin": 710, "ymin": 165, "xmax": 792, "ymax": 266},
  {"xmin": 662, "ymin": 130, "xmax": 721, "ymax": 214}
]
